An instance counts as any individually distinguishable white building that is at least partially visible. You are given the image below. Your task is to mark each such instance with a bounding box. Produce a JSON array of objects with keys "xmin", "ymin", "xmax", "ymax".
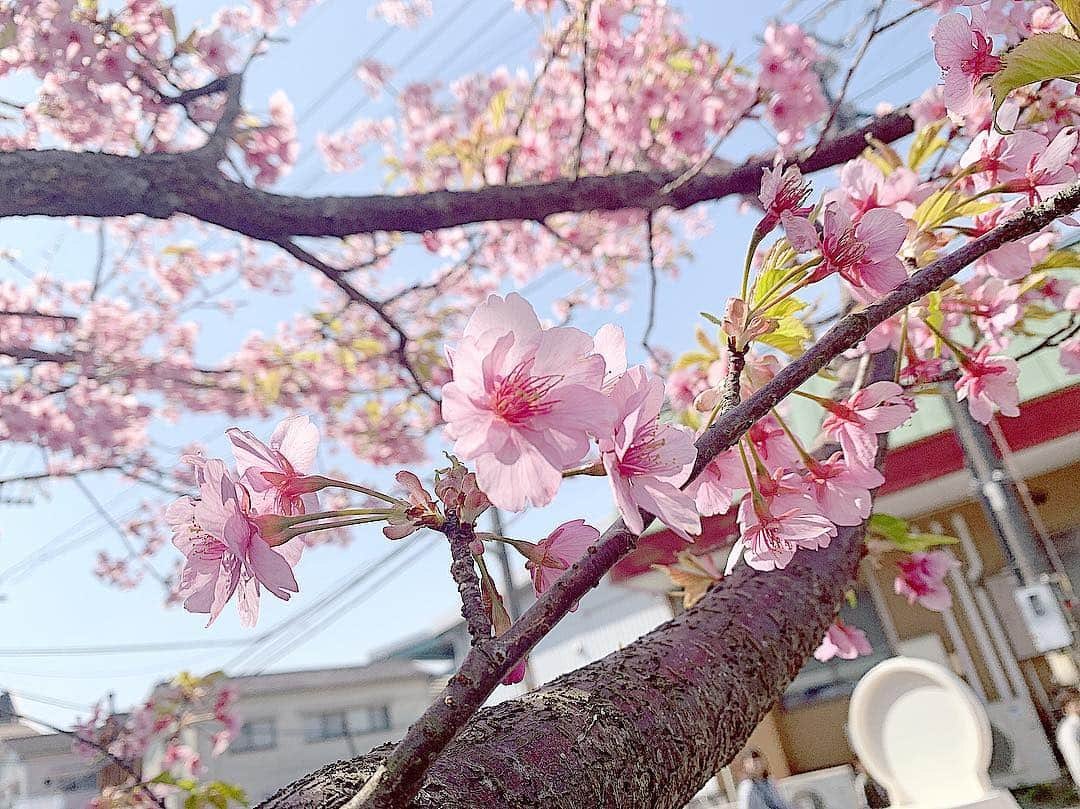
[
  {"xmin": 186, "ymin": 659, "xmax": 436, "ymax": 804},
  {"xmin": 0, "ymin": 694, "xmax": 99, "ymax": 809}
]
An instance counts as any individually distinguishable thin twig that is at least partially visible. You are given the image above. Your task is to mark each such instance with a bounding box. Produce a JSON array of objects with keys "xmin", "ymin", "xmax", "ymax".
[
  {"xmin": 641, "ymin": 213, "xmax": 661, "ymax": 366},
  {"xmin": 571, "ymin": 0, "xmax": 593, "ymax": 180},
  {"xmin": 1013, "ymin": 314, "xmax": 1080, "ymax": 361},
  {"xmin": 816, "ymin": 0, "xmax": 888, "ymax": 146},
  {"xmin": 444, "ymin": 513, "xmax": 492, "ymax": 646},
  {"xmin": 272, "ymin": 238, "xmax": 439, "ymax": 403},
  {"xmin": 14, "ymin": 712, "xmax": 167, "ymax": 809}
]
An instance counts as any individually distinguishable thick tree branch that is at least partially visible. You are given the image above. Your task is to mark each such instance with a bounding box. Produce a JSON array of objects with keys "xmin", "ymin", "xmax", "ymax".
[
  {"xmin": 334, "ymin": 178, "xmax": 1080, "ymax": 809},
  {"xmin": 0, "ymin": 111, "xmax": 913, "ymax": 239},
  {"xmin": 263, "ymin": 351, "xmax": 895, "ymax": 809}
]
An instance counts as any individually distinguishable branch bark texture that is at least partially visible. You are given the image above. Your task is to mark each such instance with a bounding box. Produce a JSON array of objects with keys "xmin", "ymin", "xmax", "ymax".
[
  {"xmin": 0, "ymin": 111, "xmax": 913, "ymax": 239},
  {"xmin": 329, "ymin": 178, "xmax": 1080, "ymax": 809},
  {"xmin": 263, "ymin": 351, "xmax": 895, "ymax": 809}
]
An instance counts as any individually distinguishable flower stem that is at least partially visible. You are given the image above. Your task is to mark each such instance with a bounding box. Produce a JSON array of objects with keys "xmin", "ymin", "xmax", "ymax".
[
  {"xmin": 770, "ymin": 408, "xmax": 815, "ymax": 467},
  {"xmin": 315, "ymin": 477, "xmax": 401, "ymax": 505}
]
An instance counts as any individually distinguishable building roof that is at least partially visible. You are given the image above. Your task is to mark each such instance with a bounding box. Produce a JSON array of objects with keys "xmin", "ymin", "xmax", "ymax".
[
  {"xmin": 221, "ymin": 658, "xmax": 431, "ymax": 696},
  {"xmin": 1, "ymin": 729, "xmax": 73, "ymax": 757}
]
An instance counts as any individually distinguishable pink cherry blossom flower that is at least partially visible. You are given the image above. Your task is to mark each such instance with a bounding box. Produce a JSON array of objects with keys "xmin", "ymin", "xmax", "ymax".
[
  {"xmin": 783, "ymin": 206, "xmax": 908, "ymax": 296},
  {"xmin": 802, "ymin": 452, "xmax": 885, "ymax": 527},
  {"xmin": 168, "ymin": 459, "xmax": 300, "ymax": 627},
  {"xmin": 384, "ymin": 471, "xmax": 442, "ymax": 540},
  {"xmin": 955, "ymin": 346, "xmax": 1020, "ymax": 423},
  {"xmin": 685, "ymin": 448, "xmax": 745, "ymax": 517},
  {"xmin": 442, "ymin": 293, "xmax": 616, "ymax": 511},
  {"xmin": 1001, "ymin": 126, "xmax": 1079, "ymax": 204},
  {"xmin": 755, "ymin": 161, "xmax": 812, "ymax": 238},
  {"xmin": 895, "ymin": 550, "xmax": 960, "ymax": 611},
  {"xmin": 524, "ymin": 519, "xmax": 601, "ymax": 597},
  {"xmin": 821, "ymin": 381, "xmax": 916, "ymax": 470},
  {"xmin": 728, "ymin": 492, "xmax": 837, "ymax": 573},
  {"xmin": 600, "ymin": 367, "xmax": 701, "ymax": 540},
  {"xmin": 814, "ymin": 619, "xmax": 873, "ymax": 662},
  {"xmin": 226, "ymin": 415, "xmax": 321, "ymax": 516},
  {"xmin": 932, "ymin": 14, "xmax": 1001, "ymax": 116}
]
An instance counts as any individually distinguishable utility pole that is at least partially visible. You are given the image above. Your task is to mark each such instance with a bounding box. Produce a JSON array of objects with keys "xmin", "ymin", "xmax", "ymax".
[
  {"xmin": 941, "ymin": 389, "xmax": 1043, "ymax": 585},
  {"xmin": 488, "ymin": 508, "xmax": 521, "ymax": 620}
]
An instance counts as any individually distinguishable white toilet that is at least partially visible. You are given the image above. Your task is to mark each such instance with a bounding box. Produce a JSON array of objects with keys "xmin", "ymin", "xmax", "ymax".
[{"xmin": 848, "ymin": 657, "xmax": 1021, "ymax": 809}]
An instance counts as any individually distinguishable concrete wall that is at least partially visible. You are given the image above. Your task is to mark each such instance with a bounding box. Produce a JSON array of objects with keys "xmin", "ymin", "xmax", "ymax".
[{"xmin": 197, "ymin": 674, "xmax": 434, "ymax": 804}]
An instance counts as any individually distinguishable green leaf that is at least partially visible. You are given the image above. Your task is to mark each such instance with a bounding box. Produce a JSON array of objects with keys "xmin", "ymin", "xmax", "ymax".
[
  {"xmin": 666, "ymin": 53, "xmax": 695, "ymax": 73},
  {"xmin": 486, "ymin": 89, "xmax": 511, "ymax": 130},
  {"xmin": 1033, "ymin": 246, "xmax": 1080, "ymax": 271},
  {"xmin": 869, "ymin": 513, "xmax": 910, "ymax": 544},
  {"xmin": 907, "ymin": 120, "xmax": 948, "ymax": 171},
  {"xmin": 892, "ymin": 532, "xmax": 960, "ymax": 552},
  {"xmin": 1055, "ymin": 0, "xmax": 1080, "ymax": 35},
  {"xmin": 845, "ymin": 589, "xmax": 858, "ymax": 609},
  {"xmin": 700, "ymin": 311, "xmax": 724, "ymax": 327},
  {"xmin": 990, "ymin": 33, "xmax": 1080, "ymax": 129},
  {"xmin": 757, "ymin": 306, "xmax": 811, "ymax": 357},
  {"xmin": 869, "ymin": 513, "xmax": 960, "ymax": 552}
]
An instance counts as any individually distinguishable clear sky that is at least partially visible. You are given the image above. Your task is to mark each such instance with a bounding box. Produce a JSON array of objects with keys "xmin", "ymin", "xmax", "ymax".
[{"xmin": 0, "ymin": 0, "xmax": 938, "ymax": 728}]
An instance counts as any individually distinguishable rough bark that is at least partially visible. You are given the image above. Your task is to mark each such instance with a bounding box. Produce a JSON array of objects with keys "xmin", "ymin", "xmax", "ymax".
[
  {"xmin": 257, "ymin": 179, "xmax": 1080, "ymax": 809},
  {"xmin": 260, "ymin": 356, "xmax": 892, "ymax": 809},
  {"xmin": 0, "ymin": 111, "xmax": 912, "ymax": 239}
]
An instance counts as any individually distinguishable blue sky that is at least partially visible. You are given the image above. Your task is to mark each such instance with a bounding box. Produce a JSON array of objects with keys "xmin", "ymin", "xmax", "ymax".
[{"xmin": 0, "ymin": 0, "xmax": 939, "ymax": 727}]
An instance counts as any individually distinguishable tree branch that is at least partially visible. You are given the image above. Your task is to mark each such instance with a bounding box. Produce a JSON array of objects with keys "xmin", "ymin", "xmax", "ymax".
[
  {"xmin": 0, "ymin": 111, "xmax": 914, "ymax": 239},
  {"xmin": 335, "ymin": 177, "xmax": 1080, "ymax": 809},
  {"xmin": 271, "ymin": 238, "xmax": 439, "ymax": 402},
  {"xmin": 445, "ymin": 513, "xmax": 493, "ymax": 646},
  {"xmin": 263, "ymin": 351, "xmax": 896, "ymax": 809}
]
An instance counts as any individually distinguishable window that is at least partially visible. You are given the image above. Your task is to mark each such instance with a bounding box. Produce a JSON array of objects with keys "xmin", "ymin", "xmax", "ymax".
[
  {"xmin": 304, "ymin": 707, "xmax": 391, "ymax": 743},
  {"xmin": 231, "ymin": 718, "xmax": 277, "ymax": 752},
  {"xmin": 304, "ymin": 711, "xmax": 348, "ymax": 743},
  {"xmin": 347, "ymin": 705, "xmax": 391, "ymax": 734}
]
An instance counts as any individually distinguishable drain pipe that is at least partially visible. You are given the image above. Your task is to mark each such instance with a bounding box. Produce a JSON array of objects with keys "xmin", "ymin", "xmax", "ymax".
[{"xmin": 953, "ymin": 513, "xmax": 1030, "ymax": 702}]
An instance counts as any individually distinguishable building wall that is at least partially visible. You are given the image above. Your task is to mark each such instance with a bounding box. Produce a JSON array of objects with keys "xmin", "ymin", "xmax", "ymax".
[
  {"xmin": 0, "ymin": 739, "xmax": 98, "ymax": 809},
  {"xmin": 197, "ymin": 675, "xmax": 434, "ymax": 804}
]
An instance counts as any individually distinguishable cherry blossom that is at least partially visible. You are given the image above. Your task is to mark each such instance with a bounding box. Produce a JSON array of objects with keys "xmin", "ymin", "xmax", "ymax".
[
  {"xmin": 814, "ymin": 619, "xmax": 873, "ymax": 662},
  {"xmin": 932, "ymin": 13, "xmax": 1001, "ymax": 116},
  {"xmin": 442, "ymin": 293, "xmax": 616, "ymax": 511},
  {"xmin": 784, "ymin": 206, "xmax": 909, "ymax": 296},
  {"xmin": 756, "ymin": 161, "xmax": 812, "ymax": 238},
  {"xmin": 819, "ymin": 382, "xmax": 916, "ymax": 470},
  {"xmin": 167, "ymin": 458, "xmax": 300, "ymax": 626},
  {"xmin": 227, "ymin": 415, "xmax": 321, "ymax": 516},
  {"xmin": 524, "ymin": 519, "xmax": 601, "ymax": 597},
  {"xmin": 600, "ymin": 367, "xmax": 700, "ymax": 540},
  {"xmin": 802, "ymin": 452, "xmax": 885, "ymax": 527},
  {"xmin": 955, "ymin": 346, "xmax": 1020, "ymax": 423},
  {"xmin": 728, "ymin": 492, "xmax": 837, "ymax": 573},
  {"xmin": 895, "ymin": 550, "xmax": 960, "ymax": 611}
]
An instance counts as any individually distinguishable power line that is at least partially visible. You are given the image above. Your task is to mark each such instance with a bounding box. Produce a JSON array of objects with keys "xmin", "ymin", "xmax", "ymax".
[
  {"xmin": 232, "ymin": 535, "xmax": 433, "ymax": 674},
  {"xmin": 0, "ymin": 494, "xmax": 142, "ymax": 585},
  {"xmin": 294, "ymin": 0, "xmax": 489, "ymax": 187},
  {"xmin": 234, "ymin": 536, "xmax": 431, "ymax": 673},
  {"xmin": 295, "ymin": 26, "xmax": 400, "ymax": 123},
  {"xmin": 0, "ymin": 638, "xmax": 250, "ymax": 657},
  {"xmin": 9, "ymin": 689, "xmax": 98, "ymax": 713},
  {"xmin": 242, "ymin": 537, "xmax": 434, "ymax": 675}
]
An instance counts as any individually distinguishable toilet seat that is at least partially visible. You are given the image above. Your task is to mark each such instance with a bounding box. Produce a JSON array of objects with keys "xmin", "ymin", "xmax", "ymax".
[{"xmin": 848, "ymin": 657, "xmax": 1020, "ymax": 809}]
